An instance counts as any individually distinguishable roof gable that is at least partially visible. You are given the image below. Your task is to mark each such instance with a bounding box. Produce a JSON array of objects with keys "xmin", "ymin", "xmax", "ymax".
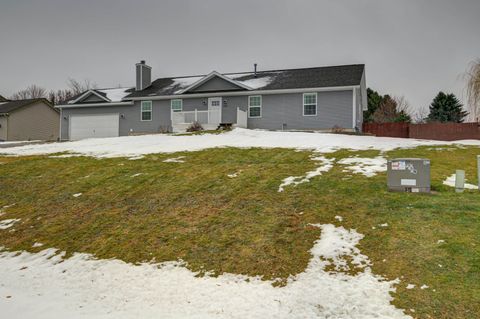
[
  {"xmin": 178, "ymin": 71, "xmax": 252, "ymax": 94},
  {"xmin": 66, "ymin": 88, "xmax": 134, "ymax": 105},
  {"xmin": 69, "ymin": 90, "xmax": 110, "ymax": 104}
]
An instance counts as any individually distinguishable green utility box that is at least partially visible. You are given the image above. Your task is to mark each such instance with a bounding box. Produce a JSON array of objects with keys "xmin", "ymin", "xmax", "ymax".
[{"xmin": 387, "ymin": 158, "xmax": 431, "ymax": 193}]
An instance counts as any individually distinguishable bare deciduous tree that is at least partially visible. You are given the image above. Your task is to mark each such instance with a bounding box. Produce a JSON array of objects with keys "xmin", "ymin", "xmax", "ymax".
[
  {"xmin": 9, "ymin": 78, "xmax": 98, "ymax": 105},
  {"xmin": 10, "ymin": 85, "xmax": 47, "ymax": 100},
  {"xmin": 48, "ymin": 89, "xmax": 75, "ymax": 105},
  {"xmin": 411, "ymin": 106, "xmax": 429, "ymax": 124},
  {"xmin": 372, "ymin": 95, "xmax": 412, "ymax": 123},
  {"xmin": 466, "ymin": 59, "xmax": 480, "ymax": 122},
  {"xmin": 67, "ymin": 78, "xmax": 97, "ymax": 95}
]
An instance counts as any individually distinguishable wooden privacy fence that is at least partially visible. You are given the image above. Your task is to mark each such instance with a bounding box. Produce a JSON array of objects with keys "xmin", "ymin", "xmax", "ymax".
[
  {"xmin": 362, "ymin": 123, "xmax": 409, "ymax": 138},
  {"xmin": 363, "ymin": 122, "xmax": 480, "ymax": 141}
]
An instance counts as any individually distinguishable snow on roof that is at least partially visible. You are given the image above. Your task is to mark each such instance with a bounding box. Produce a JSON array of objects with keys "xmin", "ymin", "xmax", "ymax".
[
  {"xmin": 164, "ymin": 73, "xmax": 278, "ymax": 93},
  {"xmin": 97, "ymin": 88, "xmax": 132, "ymax": 102},
  {"xmin": 236, "ymin": 76, "xmax": 275, "ymax": 90},
  {"xmin": 167, "ymin": 77, "xmax": 204, "ymax": 94}
]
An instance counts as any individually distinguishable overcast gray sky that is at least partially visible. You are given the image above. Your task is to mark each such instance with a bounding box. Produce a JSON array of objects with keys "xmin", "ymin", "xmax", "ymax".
[{"xmin": 1, "ymin": 0, "xmax": 479, "ymax": 114}]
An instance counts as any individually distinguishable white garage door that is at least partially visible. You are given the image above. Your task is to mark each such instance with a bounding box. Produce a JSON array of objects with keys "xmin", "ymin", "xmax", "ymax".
[{"xmin": 70, "ymin": 114, "xmax": 119, "ymax": 140}]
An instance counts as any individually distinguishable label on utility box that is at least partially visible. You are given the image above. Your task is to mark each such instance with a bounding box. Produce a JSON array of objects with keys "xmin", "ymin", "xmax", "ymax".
[
  {"xmin": 401, "ymin": 179, "xmax": 417, "ymax": 186},
  {"xmin": 392, "ymin": 161, "xmax": 406, "ymax": 170}
]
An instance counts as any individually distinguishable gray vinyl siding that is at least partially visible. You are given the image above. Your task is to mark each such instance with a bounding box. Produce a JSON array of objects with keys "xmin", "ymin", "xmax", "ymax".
[
  {"xmin": 60, "ymin": 101, "xmax": 171, "ymax": 140},
  {"xmin": 190, "ymin": 77, "xmax": 243, "ymax": 93},
  {"xmin": 0, "ymin": 116, "xmax": 7, "ymax": 140},
  {"xmin": 7, "ymin": 101, "xmax": 59, "ymax": 141},
  {"xmin": 61, "ymin": 89, "xmax": 359, "ymax": 139},
  {"xmin": 82, "ymin": 94, "xmax": 106, "ymax": 103},
  {"xmin": 172, "ymin": 91, "xmax": 353, "ymax": 130},
  {"xmin": 356, "ymin": 88, "xmax": 363, "ymax": 129},
  {"xmin": 358, "ymin": 70, "xmax": 367, "ymax": 131},
  {"xmin": 248, "ymin": 90, "xmax": 354, "ymax": 130},
  {"xmin": 171, "ymin": 96, "xmax": 248, "ymax": 124}
]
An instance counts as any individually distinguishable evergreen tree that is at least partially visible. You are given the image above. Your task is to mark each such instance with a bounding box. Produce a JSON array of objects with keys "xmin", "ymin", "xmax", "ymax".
[
  {"xmin": 427, "ymin": 92, "xmax": 468, "ymax": 123},
  {"xmin": 363, "ymin": 88, "xmax": 383, "ymax": 123}
]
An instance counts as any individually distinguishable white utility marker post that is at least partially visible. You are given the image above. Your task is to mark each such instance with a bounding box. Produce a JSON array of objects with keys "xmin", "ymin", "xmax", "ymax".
[
  {"xmin": 477, "ymin": 156, "xmax": 480, "ymax": 191},
  {"xmin": 455, "ymin": 170, "xmax": 465, "ymax": 193}
]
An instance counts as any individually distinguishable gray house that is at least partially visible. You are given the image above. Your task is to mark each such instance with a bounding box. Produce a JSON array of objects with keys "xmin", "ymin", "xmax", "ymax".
[
  {"xmin": 0, "ymin": 98, "xmax": 59, "ymax": 141},
  {"xmin": 58, "ymin": 61, "xmax": 367, "ymax": 140}
]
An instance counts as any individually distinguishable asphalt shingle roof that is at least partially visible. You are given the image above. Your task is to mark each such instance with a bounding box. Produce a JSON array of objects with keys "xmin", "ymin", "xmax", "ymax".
[
  {"xmin": 125, "ymin": 64, "xmax": 365, "ymax": 99},
  {"xmin": 64, "ymin": 88, "xmax": 135, "ymax": 104},
  {"xmin": 0, "ymin": 99, "xmax": 51, "ymax": 114}
]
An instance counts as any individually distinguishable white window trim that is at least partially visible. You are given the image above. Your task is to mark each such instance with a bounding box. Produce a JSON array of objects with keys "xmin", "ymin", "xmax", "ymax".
[
  {"xmin": 303, "ymin": 93, "xmax": 317, "ymax": 116},
  {"xmin": 248, "ymin": 95, "xmax": 262, "ymax": 118},
  {"xmin": 171, "ymin": 99, "xmax": 183, "ymax": 113},
  {"xmin": 141, "ymin": 101, "xmax": 153, "ymax": 121}
]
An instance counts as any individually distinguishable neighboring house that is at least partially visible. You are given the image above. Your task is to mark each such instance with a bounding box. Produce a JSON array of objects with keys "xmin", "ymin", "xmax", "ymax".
[
  {"xmin": 0, "ymin": 98, "xmax": 59, "ymax": 141},
  {"xmin": 57, "ymin": 61, "xmax": 367, "ymax": 140}
]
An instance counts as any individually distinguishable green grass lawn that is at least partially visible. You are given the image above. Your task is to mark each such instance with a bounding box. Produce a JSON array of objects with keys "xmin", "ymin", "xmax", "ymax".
[{"xmin": 0, "ymin": 145, "xmax": 479, "ymax": 318}]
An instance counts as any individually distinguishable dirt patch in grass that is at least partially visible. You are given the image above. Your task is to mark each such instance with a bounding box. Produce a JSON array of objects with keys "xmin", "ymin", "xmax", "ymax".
[{"xmin": 0, "ymin": 145, "xmax": 479, "ymax": 318}]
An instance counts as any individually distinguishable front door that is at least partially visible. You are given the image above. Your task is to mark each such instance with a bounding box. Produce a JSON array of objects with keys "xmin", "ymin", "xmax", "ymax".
[{"xmin": 208, "ymin": 97, "xmax": 222, "ymax": 124}]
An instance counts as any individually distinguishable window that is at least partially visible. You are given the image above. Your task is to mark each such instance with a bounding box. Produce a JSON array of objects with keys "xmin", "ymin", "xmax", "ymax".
[
  {"xmin": 141, "ymin": 101, "xmax": 152, "ymax": 121},
  {"xmin": 303, "ymin": 93, "xmax": 317, "ymax": 116},
  {"xmin": 171, "ymin": 99, "xmax": 183, "ymax": 112},
  {"xmin": 211, "ymin": 100, "xmax": 220, "ymax": 107},
  {"xmin": 248, "ymin": 95, "xmax": 262, "ymax": 118}
]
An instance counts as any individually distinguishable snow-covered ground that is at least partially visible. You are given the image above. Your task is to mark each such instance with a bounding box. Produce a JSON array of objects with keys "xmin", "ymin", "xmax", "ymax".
[
  {"xmin": 279, "ymin": 156, "xmax": 334, "ymax": 192},
  {"xmin": 0, "ymin": 128, "xmax": 478, "ymax": 159},
  {"xmin": 1, "ymin": 129, "xmax": 473, "ymax": 317},
  {"xmin": 338, "ymin": 156, "xmax": 387, "ymax": 177},
  {"xmin": 443, "ymin": 174, "xmax": 478, "ymax": 190},
  {"xmin": 0, "ymin": 224, "xmax": 411, "ymax": 319}
]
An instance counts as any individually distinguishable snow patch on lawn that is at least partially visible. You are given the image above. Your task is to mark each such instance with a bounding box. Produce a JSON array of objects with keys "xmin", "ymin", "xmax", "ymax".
[
  {"xmin": 0, "ymin": 204, "xmax": 15, "ymax": 217},
  {"xmin": 1, "ymin": 128, "xmax": 478, "ymax": 159},
  {"xmin": 0, "ymin": 224, "xmax": 411, "ymax": 319},
  {"xmin": 338, "ymin": 156, "xmax": 387, "ymax": 177},
  {"xmin": 130, "ymin": 173, "xmax": 143, "ymax": 177},
  {"xmin": 72, "ymin": 193, "xmax": 82, "ymax": 198},
  {"xmin": 278, "ymin": 156, "xmax": 334, "ymax": 192},
  {"xmin": 49, "ymin": 154, "xmax": 81, "ymax": 158},
  {"xmin": 163, "ymin": 156, "xmax": 186, "ymax": 163},
  {"xmin": 335, "ymin": 216, "xmax": 343, "ymax": 222},
  {"xmin": 227, "ymin": 172, "xmax": 239, "ymax": 178},
  {"xmin": 406, "ymin": 284, "xmax": 415, "ymax": 290},
  {"xmin": 443, "ymin": 174, "xmax": 478, "ymax": 190},
  {"xmin": 0, "ymin": 219, "xmax": 20, "ymax": 230},
  {"xmin": 32, "ymin": 243, "xmax": 44, "ymax": 248}
]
